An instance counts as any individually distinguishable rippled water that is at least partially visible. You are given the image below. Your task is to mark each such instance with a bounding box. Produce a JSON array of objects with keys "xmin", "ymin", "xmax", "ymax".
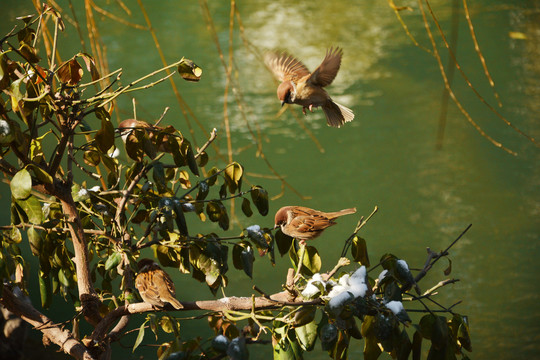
[{"xmin": 1, "ymin": 1, "xmax": 539, "ymax": 359}]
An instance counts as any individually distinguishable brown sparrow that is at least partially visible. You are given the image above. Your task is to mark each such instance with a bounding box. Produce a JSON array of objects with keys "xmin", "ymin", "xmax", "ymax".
[
  {"xmin": 274, "ymin": 206, "xmax": 356, "ymax": 244},
  {"xmin": 135, "ymin": 258, "xmax": 183, "ymax": 309},
  {"xmin": 264, "ymin": 47, "xmax": 354, "ymax": 128}
]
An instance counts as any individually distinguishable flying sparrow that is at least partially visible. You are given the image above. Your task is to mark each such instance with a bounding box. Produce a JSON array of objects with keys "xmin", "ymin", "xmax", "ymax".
[
  {"xmin": 274, "ymin": 206, "xmax": 356, "ymax": 245},
  {"xmin": 135, "ymin": 258, "xmax": 183, "ymax": 309},
  {"xmin": 264, "ymin": 47, "xmax": 354, "ymax": 128}
]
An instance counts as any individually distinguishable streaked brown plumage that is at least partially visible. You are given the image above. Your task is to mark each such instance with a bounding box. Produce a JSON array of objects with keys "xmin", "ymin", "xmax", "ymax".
[
  {"xmin": 265, "ymin": 47, "xmax": 354, "ymax": 128},
  {"xmin": 135, "ymin": 258, "xmax": 183, "ymax": 309},
  {"xmin": 274, "ymin": 206, "xmax": 357, "ymax": 244}
]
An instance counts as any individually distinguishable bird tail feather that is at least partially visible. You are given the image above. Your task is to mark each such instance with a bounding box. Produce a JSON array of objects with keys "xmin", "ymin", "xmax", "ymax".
[
  {"xmin": 322, "ymin": 100, "xmax": 355, "ymax": 128},
  {"xmin": 327, "ymin": 208, "xmax": 357, "ymax": 219}
]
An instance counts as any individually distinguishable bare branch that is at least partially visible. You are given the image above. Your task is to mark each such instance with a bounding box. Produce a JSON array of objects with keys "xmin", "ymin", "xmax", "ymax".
[{"xmin": 0, "ymin": 287, "xmax": 94, "ymax": 360}]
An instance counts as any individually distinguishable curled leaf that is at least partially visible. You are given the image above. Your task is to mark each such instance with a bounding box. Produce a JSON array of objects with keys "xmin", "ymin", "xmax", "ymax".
[{"xmin": 177, "ymin": 58, "xmax": 202, "ymax": 82}]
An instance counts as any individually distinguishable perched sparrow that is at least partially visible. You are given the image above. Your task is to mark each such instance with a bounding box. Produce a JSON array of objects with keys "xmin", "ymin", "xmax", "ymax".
[
  {"xmin": 264, "ymin": 47, "xmax": 354, "ymax": 128},
  {"xmin": 135, "ymin": 258, "xmax": 183, "ymax": 309},
  {"xmin": 274, "ymin": 206, "xmax": 356, "ymax": 244}
]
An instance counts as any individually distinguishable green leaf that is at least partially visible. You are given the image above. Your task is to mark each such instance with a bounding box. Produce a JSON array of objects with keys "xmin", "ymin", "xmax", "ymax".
[
  {"xmin": 351, "ymin": 236, "xmax": 370, "ymax": 267},
  {"xmin": 27, "ymin": 164, "xmax": 53, "ymax": 184},
  {"xmin": 293, "ymin": 306, "xmax": 316, "ymax": 328},
  {"xmin": 105, "ymin": 252, "xmax": 122, "ymax": 271},
  {"xmin": 27, "ymin": 226, "xmax": 43, "ymax": 256},
  {"xmin": 290, "ymin": 245, "xmax": 321, "ymax": 276},
  {"xmin": 58, "ymin": 268, "xmax": 70, "ymax": 287},
  {"xmin": 295, "ymin": 319, "xmax": 318, "ymax": 351},
  {"xmin": 39, "ymin": 274, "xmax": 52, "ymax": 309},
  {"xmin": 250, "ymin": 185, "xmax": 268, "ymax": 216},
  {"xmin": 11, "ymin": 168, "xmax": 32, "ymax": 199},
  {"xmin": 133, "ymin": 322, "xmax": 146, "ymax": 352},
  {"xmin": 16, "ymin": 196, "xmax": 43, "ymax": 224}
]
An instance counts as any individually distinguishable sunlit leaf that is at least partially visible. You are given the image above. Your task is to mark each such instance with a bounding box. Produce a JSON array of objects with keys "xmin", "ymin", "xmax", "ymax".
[
  {"xmin": 351, "ymin": 236, "xmax": 370, "ymax": 267},
  {"xmin": 57, "ymin": 58, "xmax": 83, "ymax": 85},
  {"xmin": 83, "ymin": 149, "xmax": 101, "ymax": 167},
  {"xmin": 177, "ymin": 58, "xmax": 203, "ymax": 82},
  {"xmin": 295, "ymin": 319, "xmax": 318, "ymax": 351},
  {"xmin": 11, "ymin": 168, "xmax": 32, "ymax": 199},
  {"xmin": 206, "ymin": 167, "xmax": 219, "ymax": 186},
  {"xmin": 133, "ymin": 322, "xmax": 146, "ymax": 352},
  {"xmin": 79, "ymin": 53, "xmax": 100, "ymax": 81},
  {"xmin": 27, "ymin": 164, "xmax": 53, "ymax": 184},
  {"xmin": 224, "ymin": 162, "xmax": 243, "ymax": 193},
  {"xmin": 19, "ymin": 43, "xmax": 40, "ymax": 63},
  {"xmin": 105, "ymin": 252, "xmax": 122, "ymax": 271},
  {"xmin": 9, "ymin": 79, "xmax": 23, "ymax": 112}
]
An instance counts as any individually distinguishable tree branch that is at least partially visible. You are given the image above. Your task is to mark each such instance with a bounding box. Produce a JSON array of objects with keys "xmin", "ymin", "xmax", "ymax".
[
  {"xmin": 91, "ymin": 291, "xmax": 321, "ymax": 343},
  {"xmin": 0, "ymin": 287, "xmax": 94, "ymax": 360}
]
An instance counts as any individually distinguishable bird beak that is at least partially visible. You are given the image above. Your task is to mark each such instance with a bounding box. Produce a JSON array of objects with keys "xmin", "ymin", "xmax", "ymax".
[
  {"xmin": 281, "ymin": 101, "xmax": 285, "ymax": 107},
  {"xmin": 273, "ymin": 224, "xmax": 279, "ymax": 230}
]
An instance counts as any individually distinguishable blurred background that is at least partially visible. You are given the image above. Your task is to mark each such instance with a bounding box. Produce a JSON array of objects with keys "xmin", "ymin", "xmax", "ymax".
[{"xmin": 1, "ymin": 0, "xmax": 539, "ymax": 358}]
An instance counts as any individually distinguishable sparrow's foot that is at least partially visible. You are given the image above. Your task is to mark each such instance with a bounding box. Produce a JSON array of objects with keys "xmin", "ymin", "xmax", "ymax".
[
  {"xmin": 308, "ymin": 104, "xmax": 314, "ymax": 112},
  {"xmin": 302, "ymin": 107, "xmax": 307, "ymax": 115}
]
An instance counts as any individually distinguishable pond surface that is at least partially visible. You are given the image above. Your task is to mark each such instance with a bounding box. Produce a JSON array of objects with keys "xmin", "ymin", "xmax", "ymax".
[{"xmin": 1, "ymin": 1, "xmax": 539, "ymax": 359}]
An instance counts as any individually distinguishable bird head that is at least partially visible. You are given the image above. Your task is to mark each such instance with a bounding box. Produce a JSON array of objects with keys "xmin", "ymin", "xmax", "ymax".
[
  {"xmin": 273, "ymin": 206, "xmax": 290, "ymax": 229},
  {"xmin": 277, "ymin": 81, "xmax": 296, "ymax": 106},
  {"xmin": 137, "ymin": 258, "xmax": 158, "ymax": 272}
]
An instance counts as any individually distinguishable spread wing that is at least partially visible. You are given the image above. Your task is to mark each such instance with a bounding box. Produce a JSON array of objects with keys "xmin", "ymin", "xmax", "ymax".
[
  {"xmin": 264, "ymin": 51, "xmax": 310, "ymax": 82},
  {"xmin": 308, "ymin": 47, "xmax": 343, "ymax": 87}
]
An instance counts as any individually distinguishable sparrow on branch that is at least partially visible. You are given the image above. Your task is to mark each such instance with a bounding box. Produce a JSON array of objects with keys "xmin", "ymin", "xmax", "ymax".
[
  {"xmin": 135, "ymin": 258, "xmax": 183, "ymax": 309},
  {"xmin": 274, "ymin": 206, "xmax": 356, "ymax": 245}
]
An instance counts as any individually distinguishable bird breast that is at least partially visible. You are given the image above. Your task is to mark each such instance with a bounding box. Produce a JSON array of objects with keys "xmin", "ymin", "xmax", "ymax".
[{"xmin": 294, "ymin": 79, "xmax": 329, "ymax": 107}]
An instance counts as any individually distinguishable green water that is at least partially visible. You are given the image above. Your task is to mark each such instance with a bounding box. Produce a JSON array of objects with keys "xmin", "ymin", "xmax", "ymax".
[{"xmin": 1, "ymin": 1, "xmax": 539, "ymax": 359}]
